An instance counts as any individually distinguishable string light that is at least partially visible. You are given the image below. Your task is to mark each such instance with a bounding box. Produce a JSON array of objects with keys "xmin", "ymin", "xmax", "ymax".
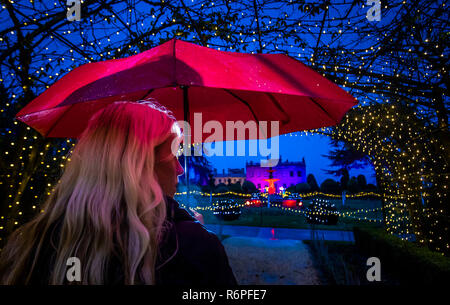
[{"xmin": 0, "ymin": 0, "xmax": 447, "ymax": 256}]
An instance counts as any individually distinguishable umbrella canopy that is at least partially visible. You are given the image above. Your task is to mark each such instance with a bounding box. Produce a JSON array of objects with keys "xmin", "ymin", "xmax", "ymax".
[{"xmin": 16, "ymin": 38, "xmax": 357, "ymax": 141}]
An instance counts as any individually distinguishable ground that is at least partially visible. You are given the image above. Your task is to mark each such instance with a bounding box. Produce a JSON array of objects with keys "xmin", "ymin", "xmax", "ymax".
[
  {"xmin": 222, "ymin": 236, "xmax": 323, "ymax": 285},
  {"xmin": 189, "ymin": 196, "xmax": 391, "ymax": 285}
]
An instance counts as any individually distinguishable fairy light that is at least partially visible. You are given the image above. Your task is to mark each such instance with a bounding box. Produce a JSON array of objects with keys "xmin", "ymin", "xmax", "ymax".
[{"xmin": 0, "ymin": 0, "xmax": 446, "ymax": 254}]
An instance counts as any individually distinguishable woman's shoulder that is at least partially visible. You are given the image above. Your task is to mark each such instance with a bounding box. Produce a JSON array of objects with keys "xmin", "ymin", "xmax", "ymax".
[
  {"xmin": 164, "ymin": 196, "xmax": 223, "ymax": 253},
  {"xmin": 161, "ymin": 196, "xmax": 237, "ymax": 285}
]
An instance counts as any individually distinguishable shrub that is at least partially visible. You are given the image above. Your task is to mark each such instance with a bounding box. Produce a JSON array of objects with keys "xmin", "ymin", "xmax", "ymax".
[
  {"xmin": 242, "ymin": 180, "xmax": 257, "ymax": 193},
  {"xmin": 305, "ymin": 198, "xmax": 339, "ymax": 225},
  {"xmin": 353, "ymin": 227, "xmax": 450, "ymax": 285},
  {"xmin": 295, "ymin": 182, "xmax": 311, "ymax": 193},
  {"xmin": 320, "ymin": 179, "xmax": 341, "ymax": 194},
  {"xmin": 347, "ymin": 177, "xmax": 360, "ymax": 193},
  {"xmin": 213, "ymin": 199, "xmax": 241, "ymax": 221},
  {"xmin": 214, "ymin": 183, "xmax": 228, "ymax": 193},
  {"xmin": 286, "ymin": 185, "xmax": 296, "ymax": 193},
  {"xmin": 365, "ymin": 183, "xmax": 378, "ymax": 192},
  {"xmin": 228, "ymin": 182, "xmax": 243, "ymax": 193},
  {"xmin": 307, "ymin": 174, "xmax": 320, "ymax": 192},
  {"xmin": 357, "ymin": 174, "xmax": 367, "ymax": 190}
]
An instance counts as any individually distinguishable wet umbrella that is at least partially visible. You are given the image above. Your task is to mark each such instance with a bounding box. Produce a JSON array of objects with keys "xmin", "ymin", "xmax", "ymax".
[{"xmin": 15, "ymin": 38, "xmax": 358, "ymax": 201}]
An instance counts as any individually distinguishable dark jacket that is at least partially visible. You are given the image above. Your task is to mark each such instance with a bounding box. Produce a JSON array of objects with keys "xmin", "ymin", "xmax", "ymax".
[
  {"xmin": 28, "ymin": 196, "xmax": 237, "ymax": 285},
  {"xmin": 154, "ymin": 196, "xmax": 237, "ymax": 285}
]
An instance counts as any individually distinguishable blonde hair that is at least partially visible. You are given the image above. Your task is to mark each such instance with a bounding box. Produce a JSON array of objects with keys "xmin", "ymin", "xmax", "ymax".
[{"xmin": 0, "ymin": 100, "xmax": 179, "ymax": 284}]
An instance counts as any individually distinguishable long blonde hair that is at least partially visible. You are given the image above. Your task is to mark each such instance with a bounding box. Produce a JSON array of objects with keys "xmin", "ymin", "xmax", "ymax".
[{"xmin": 0, "ymin": 100, "xmax": 179, "ymax": 284}]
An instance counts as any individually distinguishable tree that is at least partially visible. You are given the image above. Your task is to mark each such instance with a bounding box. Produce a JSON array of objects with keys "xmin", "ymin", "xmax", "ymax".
[
  {"xmin": 295, "ymin": 183, "xmax": 311, "ymax": 193},
  {"xmin": 200, "ymin": 173, "xmax": 216, "ymax": 193},
  {"xmin": 1, "ymin": 0, "xmax": 447, "ymax": 255},
  {"xmin": 229, "ymin": 182, "xmax": 243, "ymax": 193},
  {"xmin": 347, "ymin": 176, "xmax": 360, "ymax": 194},
  {"xmin": 178, "ymin": 146, "xmax": 213, "ymax": 186},
  {"xmin": 214, "ymin": 183, "xmax": 228, "ymax": 194},
  {"xmin": 286, "ymin": 185, "xmax": 296, "ymax": 193},
  {"xmin": 320, "ymin": 179, "xmax": 341, "ymax": 194},
  {"xmin": 242, "ymin": 180, "xmax": 257, "ymax": 193},
  {"xmin": 323, "ymin": 139, "xmax": 372, "ymax": 178},
  {"xmin": 339, "ymin": 168, "xmax": 350, "ymax": 191},
  {"xmin": 310, "ymin": 0, "xmax": 449, "ymax": 254},
  {"xmin": 0, "ymin": 0, "xmax": 240, "ymax": 240},
  {"xmin": 357, "ymin": 174, "xmax": 367, "ymax": 191},
  {"xmin": 366, "ymin": 184, "xmax": 378, "ymax": 192},
  {"xmin": 201, "ymin": 173, "xmax": 215, "ymax": 193},
  {"xmin": 306, "ymin": 174, "xmax": 319, "ymax": 192},
  {"xmin": 317, "ymin": 102, "xmax": 449, "ymax": 254}
]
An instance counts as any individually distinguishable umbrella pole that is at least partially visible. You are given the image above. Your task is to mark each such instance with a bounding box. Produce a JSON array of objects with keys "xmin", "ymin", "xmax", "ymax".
[{"xmin": 182, "ymin": 86, "xmax": 190, "ymax": 209}]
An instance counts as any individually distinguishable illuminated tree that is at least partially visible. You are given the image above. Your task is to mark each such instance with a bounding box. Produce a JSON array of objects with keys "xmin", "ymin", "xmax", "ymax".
[
  {"xmin": 0, "ymin": 0, "xmax": 239, "ymax": 243},
  {"xmin": 311, "ymin": 0, "xmax": 449, "ymax": 254},
  {"xmin": 0, "ymin": 0, "xmax": 448, "ymax": 256}
]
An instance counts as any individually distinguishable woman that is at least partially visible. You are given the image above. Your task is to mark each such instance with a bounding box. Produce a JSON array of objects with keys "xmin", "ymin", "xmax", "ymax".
[{"xmin": 0, "ymin": 100, "xmax": 237, "ymax": 285}]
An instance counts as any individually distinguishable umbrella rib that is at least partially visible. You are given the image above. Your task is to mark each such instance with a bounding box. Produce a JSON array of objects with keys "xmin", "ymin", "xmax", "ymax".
[
  {"xmin": 264, "ymin": 92, "xmax": 290, "ymax": 125},
  {"xmin": 308, "ymin": 97, "xmax": 336, "ymax": 122},
  {"xmin": 223, "ymin": 89, "xmax": 259, "ymax": 123},
  {"xmin": 44, "ymin": 103, "xmax": 75, "ymax": 138},
  {"xmin": 139, "ymin": 89, "xmax": 154, "ymax": 100}
]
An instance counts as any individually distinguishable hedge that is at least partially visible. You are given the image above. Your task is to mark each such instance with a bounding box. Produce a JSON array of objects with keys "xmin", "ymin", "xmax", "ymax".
[{"xmin": 353, "ymin": 227, "xmax": 450, "ymax": 285}]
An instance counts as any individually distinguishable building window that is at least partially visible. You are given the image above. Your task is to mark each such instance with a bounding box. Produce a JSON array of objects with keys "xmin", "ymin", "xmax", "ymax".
[
  {"xmin": 297, "ymin": 171, "xmax": 301, "ymax": 177},
  {"xmin": 290, "ymin": 171, "xmax": 294, "ymax": 177}
]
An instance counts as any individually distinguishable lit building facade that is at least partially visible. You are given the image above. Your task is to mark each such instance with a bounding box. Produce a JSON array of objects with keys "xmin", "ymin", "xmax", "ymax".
[
  {"xmin": 246, "ymin": 157, "xmax": 306, "ymax": 192},
  {"xmin": 213, "ymin": 168, "xmax": 246, "ymax": 186},
  {"xmin": 212, "ymin": 157, "xmax": 307, "ymax": 192}
]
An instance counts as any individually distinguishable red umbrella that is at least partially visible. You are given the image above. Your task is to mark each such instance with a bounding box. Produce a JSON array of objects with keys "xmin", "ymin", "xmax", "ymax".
[
  {"xmin": 16, "ymin": 38, "xmax": 357, "ymax": 140},
  {"xmin": 16, "ymin": 38, "xmax": 357, "ymax": 194}
]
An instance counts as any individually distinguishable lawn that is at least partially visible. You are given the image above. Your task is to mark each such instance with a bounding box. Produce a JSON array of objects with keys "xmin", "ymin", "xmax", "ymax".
[{"xmin": 177, "ymin": 195, "xmax": 384, "ymax": 231}]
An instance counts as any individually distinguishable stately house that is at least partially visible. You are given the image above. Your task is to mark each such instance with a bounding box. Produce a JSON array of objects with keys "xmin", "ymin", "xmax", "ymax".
[
  {"xmin": 213, "ymin": 156, "xmax": 307, "ymax": 192},
  {"xmin": 213, "ymin": 168, "xmax": 246, "ymax": 186}
]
